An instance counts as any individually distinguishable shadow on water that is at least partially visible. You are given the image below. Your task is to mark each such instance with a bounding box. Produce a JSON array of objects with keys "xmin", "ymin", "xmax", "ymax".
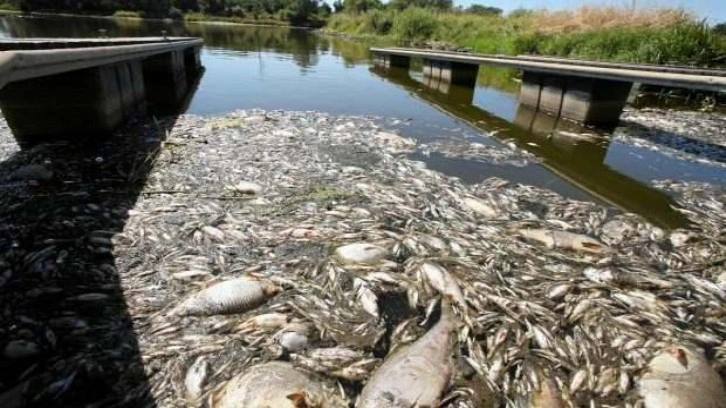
[
  {"xmin": 371, "ymin": 66, "xmax": 691, "ymax": 229},
  {"xmin": 0, "ymin": 66, "xmax": 203, "ymax": 407}
]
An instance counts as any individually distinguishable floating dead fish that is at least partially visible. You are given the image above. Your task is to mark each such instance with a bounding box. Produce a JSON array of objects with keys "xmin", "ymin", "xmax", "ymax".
[
  {"xmin": 357, "ymin": 300, "xmax": 457, "ymax": 408},
  {"xmin": 518, "ymin": 229, "xmax": 609, "ymax": 254},
  {"xmin": 462, "ymin": 197, "xmax": 498, "ymax": 218},
  {"xmin": 417, "ymin": 262, "xmax": 466, "ymax": 310},
  {"xmin": 529, "ymin": 377, "xmax": 565, "ymax": 408},
  {"xmin": 335, "ymin": 243, "xmax": 387, "ymax": 265},
  {"xmin": 185, "ymin": 356, "xmax": 209, "ymax": 402},
  {"xmin": 227, "ymin": 181, "xmax": 263, "ymax": 195},
  {"xmin": 278, "ymin": 322, "xmax": 313, "ymax": 352},
  {"xmin": 3, "ymin": 340, "xmax": 39, "ymax": 360},
  {"xmin": 172, "ymin": 278, "xmax": 280, "ymax": 316},
  {"xmin": 639, "ymin": 346, "xmax": 726, "ymax": 408},
  {"xmin": 213, "ymin": 361, "xmax": 346, "ymax": 408}
]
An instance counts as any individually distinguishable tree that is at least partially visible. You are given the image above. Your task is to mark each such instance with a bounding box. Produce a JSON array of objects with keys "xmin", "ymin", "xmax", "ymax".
[
  {"xmin": 332, "ymin": 0, "xmax": 343, "ymax": 13},
  {"xmin": 342, "ymin": 0, "xmax": 381, "ymax": 13},
  {"xmin": 714, "ymin": 22, "xmax": 726, "ymax": 36},
  {"xmin": 466, "ymin": 4, "xmax": 501, "ymax": 16}
]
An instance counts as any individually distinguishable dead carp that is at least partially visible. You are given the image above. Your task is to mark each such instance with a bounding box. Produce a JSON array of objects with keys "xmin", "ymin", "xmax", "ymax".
[
  {"xmin": 357, "ymin": 300, "xmax": 458, "ymax": 408},
  {"xmin": 639, "ymin": 346, "xmax": 726, "ymax": 408},
  {"xmin": 214, "ymin": 361, "xmax": 347, "ymax": 408},
  {"xmin": 172, "ymin": 278, "xmax": 280, "ymax": 316}
]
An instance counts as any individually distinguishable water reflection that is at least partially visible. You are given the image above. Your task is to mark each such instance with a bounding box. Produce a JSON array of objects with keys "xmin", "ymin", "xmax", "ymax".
[{"xmin": 371, "ymin": 66, "xmax": 691, "ymax": 229}]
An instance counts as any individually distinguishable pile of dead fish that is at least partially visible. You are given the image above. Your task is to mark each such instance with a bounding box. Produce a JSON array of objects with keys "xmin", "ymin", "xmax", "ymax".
[
  {"xmin": 617, "ymin": 108, "xmax": 726, "ymax": 167},
  {"xmin": 0, "ymin": 109, "xmax": 725, "ymax": 407}
]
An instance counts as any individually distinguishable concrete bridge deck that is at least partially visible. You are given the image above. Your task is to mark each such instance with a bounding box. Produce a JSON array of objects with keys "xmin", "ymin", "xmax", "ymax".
[
  {"xmin": 371, "ymin": 47, "xmax": 726, "ymax": 126},
  {"xmin": 0, "ymin": 37, "xmax": 203, "ymax": 145}
]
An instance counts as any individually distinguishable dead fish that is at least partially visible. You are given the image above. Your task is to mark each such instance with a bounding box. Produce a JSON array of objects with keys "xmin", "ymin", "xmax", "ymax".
[
  {"xmin": 213, "ymin": 361, "xmax": 346, "ymax": 408},
  {"xmin": 227, "ymin": 181, "xmax": 263, "ymax": 195},
  {"xmin": 518, "ymin": 229, "xmax": 608, "ymax": 254},
  {"xmin": 354, "ymin": 278, "xmax": 380, "ymax": 318},
  {"xmin": 335, "ymin": 243, "xmax": 387, "ymax": 265},
  {"xmin": 529, "ymin": 377, "xmax": 565, "ymax": 408},
  {"xmin": 417, "ymin": 262, "xmax": 466, "ymax": 309},
  {"xmin": 172, "ymin": 278, "xmax": 280, "ymax": 316},
  {"xmin": 639, "ymin": 346, "xmax": 726, "ymax": 408},
  {"xmin": 357, "ymin": 300, "xmax": 457, "ymax": 408},
  {"xmin": 462, "ymin": 197, "xmax": 498, "ymax": 218},
  {"xmin": 278, "ymin": 322, "xmax": 313, "ymax": 352},
  {"xmin": 237, "ymin": 312, "xmax": 289, "ymax": 333},
  {"xmin": 185, "ymin": 356, "xmax": 209, "ymax": 402}
]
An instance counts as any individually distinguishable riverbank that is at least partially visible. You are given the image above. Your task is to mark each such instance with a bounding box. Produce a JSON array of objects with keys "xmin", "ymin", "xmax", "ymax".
[
  {"xmin": 328, "ymin": 6, "xmax": 726, "ymax": 66},
  {"xmin": 0, "ymin": 109, "xmax": 724, "ymax": 406},
  {"xmin": 0, "ymin": 9, "xmax": 317, "ymax": 29}
]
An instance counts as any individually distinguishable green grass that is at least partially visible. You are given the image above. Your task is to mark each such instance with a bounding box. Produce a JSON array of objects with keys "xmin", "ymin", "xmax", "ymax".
[
  {"xmin": 327, "ymin": 7, "xmax": 726, "ymax": 66},
  {"xmin": 0, "ymin": 2, "xmax": 19, "ymax": 12},
  {"xmin": 113, "ymin": 10, "xmax": 144, "ymax": 19}
]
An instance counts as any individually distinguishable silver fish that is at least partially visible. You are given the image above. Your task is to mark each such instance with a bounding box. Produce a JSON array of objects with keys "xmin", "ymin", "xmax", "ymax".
[
  {"xmin": 357, "ymin": 300, "xmax": 457, "ymax": 408},
  {"xmin": 172, "ymin": 278, "xmax": 280, "ymax": 316},
  {"xmin": 213, "ymin": 361, "xmax": 347, "ymax": 408},
  {"xmin": 639, "ymin": 346, "xmax": 726, "ymax": 408}
]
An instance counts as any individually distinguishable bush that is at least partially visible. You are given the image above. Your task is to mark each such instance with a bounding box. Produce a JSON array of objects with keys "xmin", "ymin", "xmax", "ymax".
[
  {"xmin": 168, "ymin": 6, "xmax": 184, "ymax": 20},
  {"xmin": 366, "ymin": 9, "xmax": 393, "ymax": 35},
  {"xmin": 113, "ymin": 10, "xmax": 144, "ymax": 19},
  {"xmin": 184, "ymin": 12, "xmax": 205, "ymax": 21},
  {"xmin": 0, "ymin": 2, "xmax": 20, "ymax": 11},
  {"xmin": 392, "ymin": 7, "xmax": 438, "ymax": 41}
]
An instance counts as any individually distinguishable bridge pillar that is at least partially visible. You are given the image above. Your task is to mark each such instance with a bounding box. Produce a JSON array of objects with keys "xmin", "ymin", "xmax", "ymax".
[
  {"xmin": 422, "ymin": 59, "xmax": 478, "ymax": 87},
  {"xmin": 0, "ymin": 61, "xmax": 146, "ymax": 144},
  {"xmin": 372, "ymin": 52, "xmax": 410, "ymax": 70},
  {"xmin": 519, "ymin": 71, "xmax": 632, "ymax": 126},
  {"xmin": 142, "ymin": 50, "xmax": 188, "ymax": 115},
  {"xmin": 184, "ymin": 45, "xmax": 203, "ymax": 78}
]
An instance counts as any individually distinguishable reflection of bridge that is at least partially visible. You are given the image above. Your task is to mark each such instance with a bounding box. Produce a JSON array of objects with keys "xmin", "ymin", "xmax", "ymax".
[
  {"xmin": 371, "ymin": 47, "xmax": 726, "ymax": 126},
  {"xmin": 0, "ymin": 37, "xmax": 203, "ymax": 145},
  {"xmin": 371, "ymin": 66, "xmax": 690, "ymax": 229}
]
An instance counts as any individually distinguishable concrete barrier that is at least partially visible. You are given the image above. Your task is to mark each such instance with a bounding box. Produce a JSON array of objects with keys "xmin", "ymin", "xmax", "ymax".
[{"xmin": 0, "ymin": 38, "xmax": 202, "ymax": 145}]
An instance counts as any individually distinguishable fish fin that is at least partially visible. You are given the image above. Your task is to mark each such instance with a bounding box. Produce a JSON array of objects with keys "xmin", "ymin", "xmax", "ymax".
[{"xmin": 286, "ymin": 391, "xmax": 309, "ymax": 408}]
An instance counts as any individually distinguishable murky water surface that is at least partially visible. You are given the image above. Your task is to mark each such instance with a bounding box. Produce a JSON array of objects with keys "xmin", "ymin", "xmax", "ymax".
[{"xmin": 0, "ymin": 14, "xmax": 723, "ymax": 228}]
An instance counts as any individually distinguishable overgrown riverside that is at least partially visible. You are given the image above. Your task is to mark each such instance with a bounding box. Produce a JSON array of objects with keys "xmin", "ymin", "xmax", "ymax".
[
  {"xmin": 0, "ymin": 0, "xmax": 332, "ymax": 27},
  {"xmin": 0, "ymin": 1, "xmax": 724, "ymax": 66},
  {"xmin": 328, "ymin": 6, "xmax": 726, "ymax": 66}
]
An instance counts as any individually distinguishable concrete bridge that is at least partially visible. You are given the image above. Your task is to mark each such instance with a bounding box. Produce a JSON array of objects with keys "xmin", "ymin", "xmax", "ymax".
[
  {"xmin": 0, "ymin": 37, "xmax": 203, "ymax": 145},
  {"xmin": 371, "ymin": 47, "xmax": 726, "ymax": 126}
]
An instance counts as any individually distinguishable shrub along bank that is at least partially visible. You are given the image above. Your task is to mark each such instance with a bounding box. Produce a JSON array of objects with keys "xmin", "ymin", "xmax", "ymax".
[{"xmin": 327, "ymin": 6, "xmax": 726, "ymax": 66}]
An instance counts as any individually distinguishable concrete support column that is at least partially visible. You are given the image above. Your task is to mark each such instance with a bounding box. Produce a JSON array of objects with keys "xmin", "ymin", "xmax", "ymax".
[
  {"xmin": 423, "ymin": 59, "xmax": 478, "ymax": 87},
  {"xmin": 448, "ymin": 62, "xmax": 478, "ymax": 87},
  {"xmin": 561, "ymin": 78, "xmax": 632, "ymax": 126},
  {"xmin": 518, "ymin": 70, "xmax": 632, "ymax": 126},
  {"xmin": 372, "ymin": 53, "xmax": 410, "ymax": 70},
  {"xmin": 519, "ymin": 71, "xmax": 543, "ymax": 109},
  {"xmin": 0, "ymin": 62, "xmax": 146, "ymax": 144},
  {"xmin": 539, "ymin": 75, "xmax": 566, "ymax": 116},
  {"xmin": 142, "ymin": 50, "xmax": 188, "ymax": 115},
  {"xmin": 184, "ymin": 46, "xmax": 202, "ymax": 78}
]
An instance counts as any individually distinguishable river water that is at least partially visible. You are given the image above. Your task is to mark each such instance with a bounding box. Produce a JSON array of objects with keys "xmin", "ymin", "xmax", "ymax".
[{"xmin": 0, "ymin": 14, "xmax": 723, "ymax": 228}]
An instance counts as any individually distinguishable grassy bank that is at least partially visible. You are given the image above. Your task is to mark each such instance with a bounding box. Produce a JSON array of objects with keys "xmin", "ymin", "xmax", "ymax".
[{"xmin": 328, "ymin": 6, "xmax": 726, "ymax": 66}]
